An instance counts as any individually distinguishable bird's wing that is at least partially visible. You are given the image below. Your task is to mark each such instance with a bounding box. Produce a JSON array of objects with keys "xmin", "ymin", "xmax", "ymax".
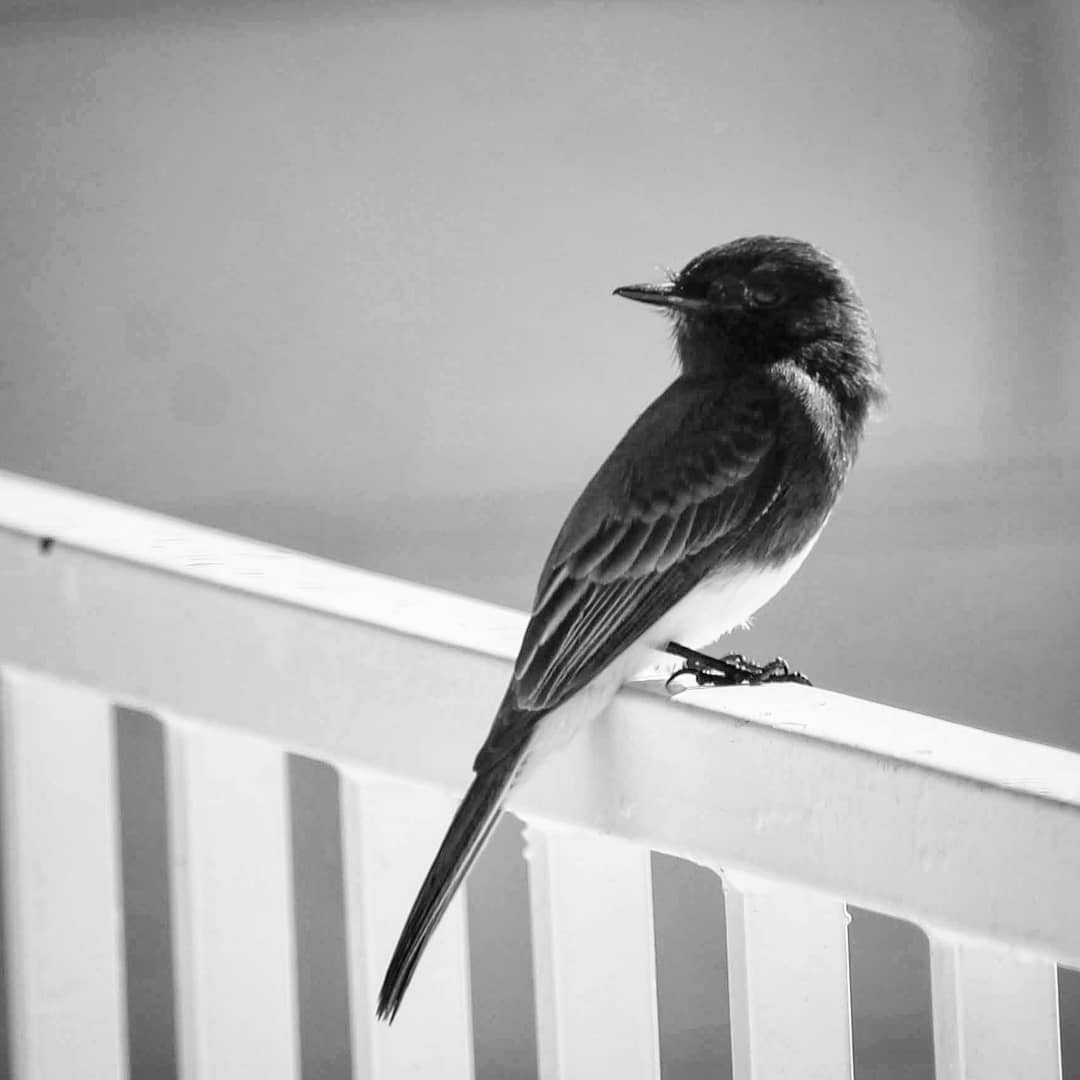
[{"xmin": 476, "ymin": 375, "xmax": 781, "ymax": 768}]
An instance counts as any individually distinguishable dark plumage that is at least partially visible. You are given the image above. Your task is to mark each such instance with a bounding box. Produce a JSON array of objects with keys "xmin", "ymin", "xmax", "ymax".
[{"xmin": 377, "ymin": 236, "xmax": 884, "ymax": 1021}]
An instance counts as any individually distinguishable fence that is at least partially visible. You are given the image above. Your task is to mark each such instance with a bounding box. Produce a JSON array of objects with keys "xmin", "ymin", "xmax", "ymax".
[{"xmin": 0, "ymin": 469, "xmax": 1076, "ymax": 1078}]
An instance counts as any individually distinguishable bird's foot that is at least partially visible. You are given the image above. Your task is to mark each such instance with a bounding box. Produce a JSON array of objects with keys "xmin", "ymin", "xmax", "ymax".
[{"xmin": 664, "ymin": 642, "xmax": 811, "ymax": 693}]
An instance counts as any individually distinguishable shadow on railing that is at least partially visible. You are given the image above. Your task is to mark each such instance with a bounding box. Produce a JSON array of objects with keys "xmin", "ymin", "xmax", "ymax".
[{"xmin": 0, "ymin": 470, "xmax": 1077, "ymax": 1079}]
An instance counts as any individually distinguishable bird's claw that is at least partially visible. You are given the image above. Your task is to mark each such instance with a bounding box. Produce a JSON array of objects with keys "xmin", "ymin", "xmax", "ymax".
[{"xmin": 664, "ymin": 644, "xmax": 811, "ymax": 695}]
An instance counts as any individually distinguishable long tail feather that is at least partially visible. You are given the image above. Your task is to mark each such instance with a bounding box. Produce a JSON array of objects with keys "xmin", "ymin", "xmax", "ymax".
[{"xmin": 376, "ymin": 749, "xmax": 522, "ymax": 1022}]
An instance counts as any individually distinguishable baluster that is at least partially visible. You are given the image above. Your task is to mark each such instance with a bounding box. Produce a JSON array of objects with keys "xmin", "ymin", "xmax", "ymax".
[
  {"xmin": 723, "ymin": 874, "xmax": 853, "ymax": 1080},
  {"xmin": 930, "ymin": 935, "xmax": 1061, "ymax": 1079},
  {"xmin": 165, "ymin": 718, "xmax": 299, "ymax": 1080},
  {"xmin": 0, "ymin": 668, "xmax": 128, "ymax": 1080},
  {"xmin": 340, "ymin": 772, "xmax": 474, "ymax": 1079},
  {"xmin": 525, "ymin": 826, "xmax": 661, "ymax": 1080}
]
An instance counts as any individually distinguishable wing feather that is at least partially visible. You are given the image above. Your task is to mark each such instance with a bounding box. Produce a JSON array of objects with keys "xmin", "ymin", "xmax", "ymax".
[
  {"xmin": 589, "ymin": 519, "xmax": 656, "ymax": 582},
  {"xmin": 654, "ymin": 503, "xmax": 698, "ymax": 571}
]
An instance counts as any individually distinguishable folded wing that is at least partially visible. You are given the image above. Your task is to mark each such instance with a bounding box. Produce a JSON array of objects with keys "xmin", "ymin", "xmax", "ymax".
[{"xmin": 476, "ymin": 375, "xmax": 782, "ymax": 769}]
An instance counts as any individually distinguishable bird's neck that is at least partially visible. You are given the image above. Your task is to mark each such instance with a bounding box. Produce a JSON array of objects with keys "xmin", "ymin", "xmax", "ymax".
[
  {"xmin": 797, "ymin": 337, "xmax": 886, "ymax": 456},
  {"xmin": 673, "ymin": 320, "xmax": 736, "ymax": 378}
]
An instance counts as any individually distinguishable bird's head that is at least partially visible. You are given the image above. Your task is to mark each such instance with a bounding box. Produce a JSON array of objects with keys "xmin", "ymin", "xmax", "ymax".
[{"xmin": 615, "ymin": 236, "xmax": 884, "ymax": 406}]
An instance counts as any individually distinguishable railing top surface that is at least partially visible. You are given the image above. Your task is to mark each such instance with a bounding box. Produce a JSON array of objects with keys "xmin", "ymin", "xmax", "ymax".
[
  {"xmin": 0, "ymin": 469, "xmax": 526, "ymax": 661},
  {"xmin": 0, "ymin": 467, "xmax": 1076, "ymax": 809}
]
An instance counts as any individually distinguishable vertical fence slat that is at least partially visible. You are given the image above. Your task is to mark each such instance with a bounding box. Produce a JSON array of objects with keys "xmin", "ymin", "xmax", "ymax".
[
  {"xmin": 723, "ymin": 875, "xmax": 853, "ymax": 1080},
  {"xmin": 525, "ymin": 826, "xmax": 660, "ymax": 1080},
  {"xmin": 340, "ymin": 772, "xmax": 474, "ymax": 1080},
  {"xmin": 166, "ymin": 718, "xmax": 299, "ymax": 1080},
  {"xmin": 930, "ymin": 936, "xmax": 1061, "ymax": 1079},
  {"xmin": 0, "ymin": 668, "xmax": 128, "ymax": 1080}
]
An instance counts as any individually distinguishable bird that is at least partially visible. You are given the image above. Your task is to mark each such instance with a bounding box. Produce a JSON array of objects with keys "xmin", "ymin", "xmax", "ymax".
[{"xmin": 376, "ymin": 235, "xmax": 885, "ymax": 1021}]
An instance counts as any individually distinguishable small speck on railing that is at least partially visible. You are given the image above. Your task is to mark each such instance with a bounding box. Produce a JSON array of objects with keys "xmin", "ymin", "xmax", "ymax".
[{"xmin": 38, "ymin": 536, "xmax": 55, "ymax": 555}]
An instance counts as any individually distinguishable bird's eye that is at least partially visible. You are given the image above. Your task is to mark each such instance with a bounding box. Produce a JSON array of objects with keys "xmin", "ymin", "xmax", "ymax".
[{"xmin": 746, "ymin": 279, "xmax": 787, "ymax": 308}]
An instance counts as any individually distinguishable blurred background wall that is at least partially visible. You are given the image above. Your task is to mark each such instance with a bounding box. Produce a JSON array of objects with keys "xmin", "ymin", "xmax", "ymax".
[{"xmin": 2, "ymin": 1, "xmax": 1078, "ymax": 1078}]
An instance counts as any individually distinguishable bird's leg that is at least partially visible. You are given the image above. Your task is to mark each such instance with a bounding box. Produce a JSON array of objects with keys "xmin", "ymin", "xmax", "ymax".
[{"xmin": 664, "ymin": 641, "xmax": 811, "ymax": 691}]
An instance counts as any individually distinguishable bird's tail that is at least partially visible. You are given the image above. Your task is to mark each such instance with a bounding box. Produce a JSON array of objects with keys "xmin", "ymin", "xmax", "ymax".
[{"xmin": 376, "ymin": 747, "xmax": 522, "ymax": 1023}]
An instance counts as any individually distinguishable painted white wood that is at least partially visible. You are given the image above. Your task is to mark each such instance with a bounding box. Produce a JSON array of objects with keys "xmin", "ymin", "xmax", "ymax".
[
  {"xmin": 723, "ymin": 875, "xmax": 852, "ymax": 1080},
  {"xmin": 0, "ymin": 474, "xmax": 1079, "ymax": 972},
  {"xmin": 340, "ymin": 771, "xmax": 473, "ymax": 1079},
  {"xmin": 930, "ymin": 936, "xmax": 1061, "ymax": 1079},
  {"xmin": 524, "ymin": 826, "xmax": 660, "ymax": 1080},
  {"xmin": 0, "ymin": 467, "xmax": 525, "ymax": 663},
  {"xmin": 165, "ymin": 717, "xmax": 299, "ymax": 1080},
  {"xmin": 0, "ymin": 668, "xmax": 128, "ymax": 1080}
]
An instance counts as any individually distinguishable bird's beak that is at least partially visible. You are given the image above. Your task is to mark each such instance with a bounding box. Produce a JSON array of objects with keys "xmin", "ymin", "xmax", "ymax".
[{"xmin": 613, "ymin": 281, "xmax": 708, "ymax": 313}]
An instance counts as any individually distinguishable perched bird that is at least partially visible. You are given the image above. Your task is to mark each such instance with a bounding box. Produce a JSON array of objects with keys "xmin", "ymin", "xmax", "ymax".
[{"xmin": 377, "ymin": 235, "xmax": 885, "ymax": 1021}]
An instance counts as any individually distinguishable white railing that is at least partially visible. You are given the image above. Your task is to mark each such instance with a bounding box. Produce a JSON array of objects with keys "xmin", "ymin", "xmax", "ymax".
[{"xmin": 0, "ymin": 469, "xmax": 1076, "ymax": 1079}]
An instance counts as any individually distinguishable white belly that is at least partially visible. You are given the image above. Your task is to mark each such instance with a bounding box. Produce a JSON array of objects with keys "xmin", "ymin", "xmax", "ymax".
[{"xmin": 638, "ymin": 544, "xmax": 819, "ymax": 657}]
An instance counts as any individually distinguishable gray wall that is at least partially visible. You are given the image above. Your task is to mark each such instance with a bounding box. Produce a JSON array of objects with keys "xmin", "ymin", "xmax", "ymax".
[{"xmin": 3, "ymin": 2, "xmax": 1078, "ymax": 1078}]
